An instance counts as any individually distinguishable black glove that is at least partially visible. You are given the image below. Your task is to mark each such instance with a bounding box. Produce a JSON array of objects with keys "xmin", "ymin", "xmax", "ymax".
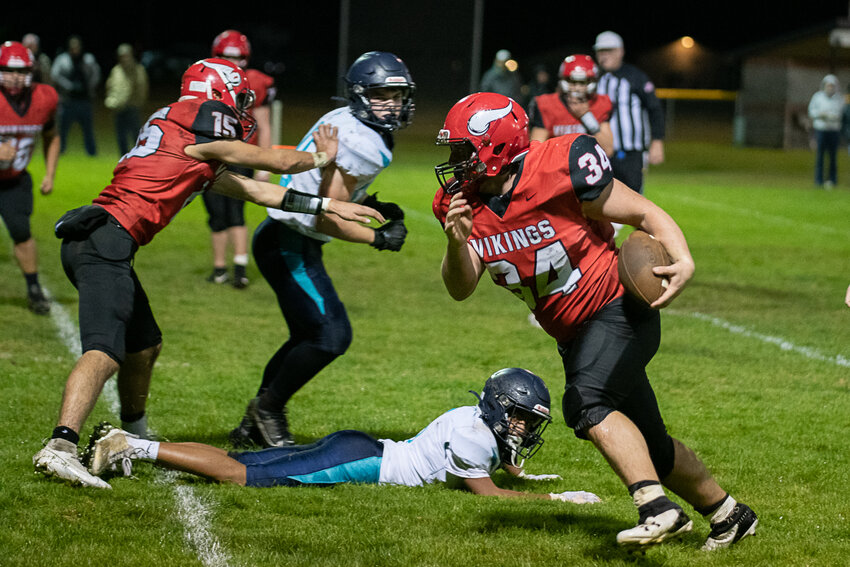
[
  {"xmin": 371, "ymin": 219, "xmax": 407, "ymax": 251},
  {"xmin": 362, "ymin": 193, "xmax": 404, "ymax": 221}
]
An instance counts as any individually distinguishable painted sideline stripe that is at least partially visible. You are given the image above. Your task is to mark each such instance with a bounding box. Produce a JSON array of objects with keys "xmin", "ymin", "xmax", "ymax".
[
  {"xmin": 42, "ymin": 285, "xmax": 233, "ymax": 567},
  {"xmin": 671, "ymin": 310, "xmax": 850, "ymax": 368}
]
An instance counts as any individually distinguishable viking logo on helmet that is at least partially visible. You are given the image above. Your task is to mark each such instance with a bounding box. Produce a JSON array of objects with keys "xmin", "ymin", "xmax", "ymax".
[{"xmin": 467, "ymin": 102, "xmax": 513, "ymax": 136}]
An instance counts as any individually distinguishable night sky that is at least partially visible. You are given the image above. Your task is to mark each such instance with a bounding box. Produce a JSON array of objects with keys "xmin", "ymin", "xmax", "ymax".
[{"xmin": 3, "ymin": 1, "xmax": 849, "ymax": 103}]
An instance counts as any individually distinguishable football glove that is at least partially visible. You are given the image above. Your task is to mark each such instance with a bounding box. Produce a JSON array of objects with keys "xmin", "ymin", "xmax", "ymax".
[
  {"xmin": 549, "ymin": 490, "xmax": 602, "ymax": 504},
  {"xmin": 362, "ymin": 193, "xmax": 404, "ymax": 221},
  {"xmin": 371, "ymin": 219, "xmax": 407, "ymax": 252}
]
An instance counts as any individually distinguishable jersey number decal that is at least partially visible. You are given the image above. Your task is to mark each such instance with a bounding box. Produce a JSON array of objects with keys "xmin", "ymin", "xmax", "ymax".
[
  {"xmin": 121, "ymin": 107, "xmax": 170, "ymax": 161},
  {"xmin": 0, "ymin": 137, "xmax": 36, "ymax": 171},
  {"xmin": 212, "ymin": 111, "xmax": 239, "ymax": 138},
  {"xmin": 577, "ymin": 143, "xmax": 612, "ymax": 185},
  {"xmin": 485, "ymin": 240, "xmax": 582, "ymax": 309}
]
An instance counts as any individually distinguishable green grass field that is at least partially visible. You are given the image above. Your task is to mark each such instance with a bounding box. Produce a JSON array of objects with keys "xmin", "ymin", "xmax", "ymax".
[{"xmin": 1, "ymin": 118, "xmax": 849, "ymax": 566}]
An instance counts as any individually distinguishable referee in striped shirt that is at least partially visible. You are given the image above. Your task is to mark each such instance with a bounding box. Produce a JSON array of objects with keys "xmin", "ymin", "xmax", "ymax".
[{"xmin": 594, "ymin": 31, "xmax": 665, "ymax": 195}]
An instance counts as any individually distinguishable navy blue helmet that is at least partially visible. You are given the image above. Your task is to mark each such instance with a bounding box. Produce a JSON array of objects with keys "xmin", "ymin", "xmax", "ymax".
[
  {"xmin": 472, "ymin": 368, "xmax": 552, "ymax": 466},
  {"xmin": 345, "ymin": 51, "xmax": 415, "ymax": 132}
]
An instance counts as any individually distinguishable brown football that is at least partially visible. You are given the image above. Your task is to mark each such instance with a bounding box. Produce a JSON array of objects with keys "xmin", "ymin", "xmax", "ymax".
[{"xmin": 617, "ymin": 230, "xmax": 672, "ymax": 307}]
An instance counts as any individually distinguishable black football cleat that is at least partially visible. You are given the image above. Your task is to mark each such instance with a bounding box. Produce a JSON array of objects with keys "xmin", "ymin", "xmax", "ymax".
[
  {"xmin": 247, "ymin": 397, "xmax": 295, "ymax": 448},
  {"xmin": 702, "ymin": 503, "xmax": 758, "ymax": 550}
]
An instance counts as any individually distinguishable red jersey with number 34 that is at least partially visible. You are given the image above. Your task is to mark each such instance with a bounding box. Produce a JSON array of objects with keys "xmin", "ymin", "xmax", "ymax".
[
  {"xmin": 0, "ymin": 83, "xmax": 58, "ymax": 180},
  {"xmin": 93, "ymin": 98, "xmax": 244, "ymax": 245},
  {"xmin": 433, "ymin": 134, "xmax": 624, "ymax": 342}
]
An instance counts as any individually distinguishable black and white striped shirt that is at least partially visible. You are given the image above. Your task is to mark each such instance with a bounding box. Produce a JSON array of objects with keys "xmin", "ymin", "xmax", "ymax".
[{"xmin": 597, "ymin": 63, "xmax": 665, "ymax": 153}]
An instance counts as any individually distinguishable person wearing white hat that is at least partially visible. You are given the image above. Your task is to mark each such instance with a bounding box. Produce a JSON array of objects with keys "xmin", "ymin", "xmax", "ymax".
[
  {"xmin": 594, "ymin": 31, "xmax": 665, "ymax": 198},
  {"xmin": 808, "ymin": 73, "xmax": 844, "ymax": 189}
]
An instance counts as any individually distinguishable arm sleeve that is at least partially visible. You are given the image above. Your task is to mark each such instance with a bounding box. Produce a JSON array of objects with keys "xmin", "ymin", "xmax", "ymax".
[
  {"xmin": 528, "ymin": 97, "xmax": 545, "ymax": 129},
  {"xmin": 568, "ymin": 134, "xmax": 614, "ymax": 202},
  {"xmin": 445, "ymin": 428, "xmax": 497, "ymax": 479}
]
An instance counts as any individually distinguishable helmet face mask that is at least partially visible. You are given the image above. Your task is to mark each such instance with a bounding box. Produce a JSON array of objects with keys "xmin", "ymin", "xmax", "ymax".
[
  {"xmin": 0, "ymin": 41, "xmax": 34, "ymax": 96},
  {"xmin": 558, "ymin": 54, "xmax": 599, "ymax": 103},
  {"xmin": 180, "ymin": 58, "xmax": 256, "ymax": 141},
  {"xmin": 345, "ymin": 51, "xmax": 416, "ymax": 133},
  {"xmin": 472, "ymin": 368, "xmax": 552, "ymax": 467},
  {"xmin": 434, "ymin": 93, "xmax": 529, "ymax": 194}
]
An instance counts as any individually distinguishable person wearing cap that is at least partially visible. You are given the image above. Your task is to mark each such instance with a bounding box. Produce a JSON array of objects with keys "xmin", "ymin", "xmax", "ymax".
[
  {"xmin": 104, "ymin": 43, "xmax": 149, "ymax": 156},
  {"xmin": 593, "ymin": 31, "xmax": 665, "ymax": 197},
  {"xmin": 808, "ymin": 74, "xmax": 844, "ymax": 189},
  {"xmin": 479, "ymin": 49, "xmax": 523, "ymax": 102}
]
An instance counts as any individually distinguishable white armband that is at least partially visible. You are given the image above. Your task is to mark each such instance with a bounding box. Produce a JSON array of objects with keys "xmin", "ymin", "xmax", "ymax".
[
  {"xmin": 321, "ymin": 197, "xmax": 331, "ymax": 212},
  {"xmin": 579, "ymin": 112, "xmax": 601, "ymax": 134}
]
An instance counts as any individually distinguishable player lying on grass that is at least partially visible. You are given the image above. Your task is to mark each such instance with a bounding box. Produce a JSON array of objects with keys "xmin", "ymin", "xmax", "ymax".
[{"xmin": 85, "ymin": 368, "xmax": 600, "ymax": 503}]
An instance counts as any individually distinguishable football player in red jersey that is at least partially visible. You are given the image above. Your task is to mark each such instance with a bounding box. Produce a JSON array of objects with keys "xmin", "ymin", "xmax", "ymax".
[
  {"xmin": 33, "ymin": 58, "xmax": 384, "ymax": 490},
  {"xmin": 0, "ymin": 41, "xmax": 60, "ymax": 314},
  {"xmin": 528, "ymin": 54, "xmax": 614, "ymax": 157},
  {"xmin": 204, "ymin": 29, "xmax": 278, "ymax": 287},
  {"xmin": 432, "ymin": 93, "xmax": 757, "ymax": 551}
]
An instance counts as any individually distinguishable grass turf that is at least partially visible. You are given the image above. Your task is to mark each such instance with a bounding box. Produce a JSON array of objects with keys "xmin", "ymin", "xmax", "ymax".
[{"xmin": 0, "ymin": 125, "xmax": 848, "ymax": 566}]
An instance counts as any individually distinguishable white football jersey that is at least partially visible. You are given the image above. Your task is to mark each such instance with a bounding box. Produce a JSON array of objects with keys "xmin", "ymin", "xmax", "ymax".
[
  {"xmin": 268, "ymin": 106, "xmax": 393, "ymax": 241},
  {"xmin": 378, "ymin": 405, "xmax": 501, "ymax": 487}
]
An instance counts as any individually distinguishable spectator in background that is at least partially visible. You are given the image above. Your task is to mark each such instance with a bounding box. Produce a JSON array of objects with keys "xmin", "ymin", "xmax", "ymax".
[
  {"xmin": 203, "ymin": 30, "xmax": 277, "ymax": 288},
  {"xmin": 521, "ymin": 64, "xmax": 552, "ymax": 108},
  {"xmin": 594, "ymin": 31, "xmax": 665, "ymax": 195},
  {"xmin": 809, "ymin": 74, "xmax": 844, "ymax": 189},
  {"xmin": 480, "ymin": 49, "xmax": 522, "ymax": 102},
  {"xmin": 51, "ymin": 35, "xmax": 100, "ymax": 156},
  {"xmin": 21, "ymin": 33, "xmax": 52, "ymax": 85},
  {"xmin": 528, "ymin": 54, "xmax": 614, "ymax": 157},
  {"xmin": 0, "ymin": 41, "xmax": 61, "ymax": 315},
  {"xmin": 104, "ymin": 44, "xmax": 148, "ymax": 156}
]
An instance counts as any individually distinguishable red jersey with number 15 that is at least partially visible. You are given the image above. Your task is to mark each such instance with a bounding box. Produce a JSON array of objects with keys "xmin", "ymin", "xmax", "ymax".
[
  {"xmin": 93, "ymin": 98, "xmax": 244, "ymax": 245},
  {"xmin": 0, "ymin": 83, "xmax": 58, "ymax": 180},
  {"xmin": 433, "ymin": 134, "xmax": 624, "ymax": 342}
]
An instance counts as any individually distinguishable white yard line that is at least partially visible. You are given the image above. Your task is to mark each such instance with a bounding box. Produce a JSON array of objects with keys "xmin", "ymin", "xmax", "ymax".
[
  {"xmin": 43, "ymin": 285, "xmax": 234, "ymax": 567},
  {"xmin": 670, "ymin": 310, "xmax": 850, "ymax": 368}
]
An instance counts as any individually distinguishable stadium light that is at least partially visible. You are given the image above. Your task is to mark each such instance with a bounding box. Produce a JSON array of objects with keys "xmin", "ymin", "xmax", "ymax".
[
  {"xmin": 680, "ymin": 36, "xmax": 695, "ymax": 49},
  {"xmin": 505, "ymin": 59, "xmax": 519, "ymax": 72}
]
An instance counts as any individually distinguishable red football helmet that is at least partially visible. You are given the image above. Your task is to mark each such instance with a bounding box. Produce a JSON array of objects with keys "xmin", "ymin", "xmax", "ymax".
[
  {"xmin": 179, "ymin": 58, "xmax": 256, "ymax": 140},
  {"xmin": 0, "ymin": 41, "xmax": 34, "ymax": 95},
  {"xmin": 435, "ymin": 92, "xmax": 529, "ymax": 194},
  {"xmin": 211, "ymin": 30, "xmax": 251, "ymax": 68},
  {"xmin": 558, "ymin": 54, "xmax": 599, "ymax": 102}
]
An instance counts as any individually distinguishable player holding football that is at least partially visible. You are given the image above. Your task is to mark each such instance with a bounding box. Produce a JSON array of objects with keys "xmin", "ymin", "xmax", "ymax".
[
  {"xmin": 528, "ymin": 54, "xmax": 614, "ymax": 157},
  {"xmin": 0, "ymin": 41, "xmax": 60, "ymax": 314},
  {"xmin": 433, "ymin": 93, "xmax": 757, "ymax": 550},
  {"xmin": 203, "ymin": 29, "xmax": 278, "ymax": 288},
  {"xmin": 228, "ymin": 51, "xmax": 413, "ymax": 449},
  {"xmin": 32, "ymin": 58, "xmax": 384, "ymax": 489},
  {"xmin": 87, "ymin": 367, "xmax": 599, "ymax": 504}
]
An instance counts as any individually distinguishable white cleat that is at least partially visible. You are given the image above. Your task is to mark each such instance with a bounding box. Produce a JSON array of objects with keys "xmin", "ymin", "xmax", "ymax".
[
  {"xmin": 90, "ymin": 426, "xmax": 140, "ymax": 476},
  {"xmin": 617, "ymin": 508, "xmax": 693, "ymax": 548},
  {"xmin": 33, "ymin": 438, "xmax": 111, "ymax": 489}
]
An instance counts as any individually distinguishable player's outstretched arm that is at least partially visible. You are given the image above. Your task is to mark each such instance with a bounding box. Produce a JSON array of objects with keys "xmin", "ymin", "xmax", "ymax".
[
  {"xmin": 211, "ymin": 171, "xmax": 384, "ymax": 224},
  {"xmin": 185, "ymin": 124, "xmax": 340, "ymax": 175},
  {"xmin": 458, "ymin": 475, "xmax": 600, "ymax": 503}
]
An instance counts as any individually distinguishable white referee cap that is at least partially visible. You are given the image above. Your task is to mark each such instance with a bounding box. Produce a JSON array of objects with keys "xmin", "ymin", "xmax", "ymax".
[{"xmin": 594, "ymin": 31, "xmax": 624, "ymax": 50}]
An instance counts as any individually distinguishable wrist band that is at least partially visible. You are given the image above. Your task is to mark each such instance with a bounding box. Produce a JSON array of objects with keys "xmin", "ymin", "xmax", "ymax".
[
  {"xmin": 280, "ymin": 189, "xmax": 323, "ymax": 214},
  {"xmin": 321, "ymin": 197, "xmax": 331, "ymax": 212},
  {"xmin": 312, "ymin": 151, "xmax": 330, "ymax": 168},
  {"xmin": 579, "ymin": 111, "xmax": 600, "ymax": 134}
]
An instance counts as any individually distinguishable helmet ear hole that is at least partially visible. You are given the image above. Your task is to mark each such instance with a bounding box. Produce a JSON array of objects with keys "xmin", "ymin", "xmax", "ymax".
[{"xmin": 492, "ymin": 143, "xmax": 505, "ymax": 156}]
